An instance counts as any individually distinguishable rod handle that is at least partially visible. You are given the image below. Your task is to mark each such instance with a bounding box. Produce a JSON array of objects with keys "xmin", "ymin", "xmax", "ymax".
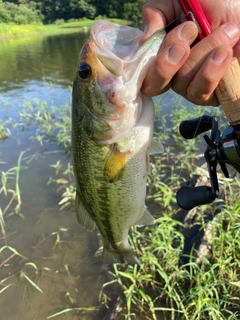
[{"xmin": 215, "ymin": 57, "xmax": 240, "ymax": 127}]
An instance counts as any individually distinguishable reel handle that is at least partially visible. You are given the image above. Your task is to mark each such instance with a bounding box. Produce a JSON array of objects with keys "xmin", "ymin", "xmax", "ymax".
[
  {"xmin": 176, "ymin": 186, "xmax": 216, "ymax": 210},
  {"xmin": 179, "ymin": 115, "xmax": 212, "ymax": 139}
]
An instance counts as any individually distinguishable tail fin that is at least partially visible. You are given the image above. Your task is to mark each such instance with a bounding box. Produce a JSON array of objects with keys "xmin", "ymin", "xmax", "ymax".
[{"xmin": 103, "ymin": 247, "xmax": 139, "ymax": 265}]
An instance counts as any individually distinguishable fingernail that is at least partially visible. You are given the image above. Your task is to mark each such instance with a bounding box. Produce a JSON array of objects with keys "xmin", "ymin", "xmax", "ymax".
[
  {"xmin": 167, "ymin": 44, "xmax": 186, "ymax": 64},
  {"xmin": 223, "ymin": 23, "xmax": 239, "ymax": 39},
  {"xmin": 212, "ymin": 48, "xmax": 229, "ymax": 64},
  {"xmin": 180, "ymin": 23, "xmax": 198, "ymax": 41}
]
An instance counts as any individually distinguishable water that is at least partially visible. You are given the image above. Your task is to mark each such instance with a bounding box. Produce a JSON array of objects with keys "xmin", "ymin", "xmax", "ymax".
[
  {"xmin": 0, "ymin": 31, "xmax": 115, "ymax": 320},
  {"xmin": 0, "ymin": 30, "xmax": 197, "ymax": 320}
]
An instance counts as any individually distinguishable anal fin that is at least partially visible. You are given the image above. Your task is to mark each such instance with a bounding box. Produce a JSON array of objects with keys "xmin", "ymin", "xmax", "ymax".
[
  {"xmin": 135, "ymin": 207, "xmax": 156, "ymax": 227},
  {"xmin": 75, "ymin": 189, "xmax": 95, "ymax": 231},
  {"xmin": 150, "ymin": 139, "xmax": 164, "ymax": 155}
]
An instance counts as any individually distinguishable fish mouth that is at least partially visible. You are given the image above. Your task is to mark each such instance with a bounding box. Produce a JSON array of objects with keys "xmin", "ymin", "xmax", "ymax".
[
  {"xmin": 79, "ymin": 21, "xmax": 165, "ymax": 144},
  {"xmin": 89, "ymin": 20, "xmax": 165, "ymax": 83},
  {"xmin": 89, "ymin": 21, "xmax": 144, "ymax": 77}
]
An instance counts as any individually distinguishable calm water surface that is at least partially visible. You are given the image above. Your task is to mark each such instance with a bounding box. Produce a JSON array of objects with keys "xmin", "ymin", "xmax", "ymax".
[{"xmin": 0, "ymin": 30, "xmax": 191, "ymax": 320}]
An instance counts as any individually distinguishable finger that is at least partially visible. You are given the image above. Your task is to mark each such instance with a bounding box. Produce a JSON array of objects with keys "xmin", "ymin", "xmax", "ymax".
[
  {"xmin": 185, "ymin": 46, "xmax": 233, "ymax": 106},
  {"xmin": 141, "ymin": 22, "xmax": 198, "ymax": 96},
  {"xmin": 141, "ymin": 0, "xmax": 182, "ymax": 42},
  {"xmin": 173, "ymin": 23, "xmax": 240, "ymax": 103}
]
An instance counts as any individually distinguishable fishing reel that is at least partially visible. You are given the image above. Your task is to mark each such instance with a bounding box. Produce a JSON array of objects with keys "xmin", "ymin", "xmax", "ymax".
[{"xmin": 176, "ymin": 115, "xmax": 240, "ymax": 210}]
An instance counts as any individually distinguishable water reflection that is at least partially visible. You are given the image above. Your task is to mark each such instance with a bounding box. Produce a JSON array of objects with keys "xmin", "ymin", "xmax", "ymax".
[
  {"xmin": 0, "ymin": 31, "xmax": 89, "ymax": 119},
  {"xmin": 0, "ymin": 32, "xmax": 89, "ymax": 87}
]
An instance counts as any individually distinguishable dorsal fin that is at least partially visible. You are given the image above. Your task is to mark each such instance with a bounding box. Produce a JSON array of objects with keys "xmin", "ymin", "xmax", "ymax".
[{"xmin": 134, "ymin": 207, "xmax": 155, "ymax": 227}]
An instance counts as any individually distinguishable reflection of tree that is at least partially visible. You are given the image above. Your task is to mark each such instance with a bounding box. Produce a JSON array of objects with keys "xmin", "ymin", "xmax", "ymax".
[{"xmin": 0, "ymin": 32, "xmax": 89, "ymax": 89}]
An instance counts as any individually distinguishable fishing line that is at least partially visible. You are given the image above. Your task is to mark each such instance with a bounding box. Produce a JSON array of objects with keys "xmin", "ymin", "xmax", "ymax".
[{"xmin": 165, "ymin": 13, "xmax": 195, "ymax": 33}]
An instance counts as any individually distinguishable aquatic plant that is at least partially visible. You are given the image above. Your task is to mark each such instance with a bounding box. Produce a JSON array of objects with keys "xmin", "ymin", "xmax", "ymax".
[
  {"xmin": 0, "ymin": 151, "xmax": 27, "ymax": 222},
  {"xmin": 0, "ymin": 120, "xmax": 10, "ymax": 140}
]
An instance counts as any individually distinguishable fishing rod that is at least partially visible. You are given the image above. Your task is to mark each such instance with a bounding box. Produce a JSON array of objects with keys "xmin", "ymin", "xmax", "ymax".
[{"xmin": 176, "ymin": 0, "xmax": 240, "ymax": 210}]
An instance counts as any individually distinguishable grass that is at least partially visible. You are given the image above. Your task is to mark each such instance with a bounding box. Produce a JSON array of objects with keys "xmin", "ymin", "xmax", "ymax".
[
  {"xmin": 0, "ymin": 18, "xmax": 130, "ymax": 38},
  {"xmin": 103, "ymin": 204, "xmax": 240, "ymax": 320},
  {"xmin": 0, "ymin": 150, "xmax": 28, "ymax": 222},
  {"xmin": 98, "ymin": 99, "xmax": 240, "ymax": 320},
  {"xmin": 0, "ymin": 93, "xmax": 240, "ymax": 319},
  {"xmin": 0, "ymin": 120, "xmax": 10, "ymax": 140}
]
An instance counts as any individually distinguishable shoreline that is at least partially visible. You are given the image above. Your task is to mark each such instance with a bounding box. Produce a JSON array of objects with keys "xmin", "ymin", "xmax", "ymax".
[
  {"xmin": 0, "ymin": 27, "xmax": 87, "ymax": 40},
  {"xmin": 0, "ymin": 19, "xmax": 130, "ymax": 40}
]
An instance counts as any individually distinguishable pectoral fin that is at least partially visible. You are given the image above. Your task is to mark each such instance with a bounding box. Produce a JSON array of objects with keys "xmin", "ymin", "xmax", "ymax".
[
  {"xmin": 150, "ymin": 139, "xmax": 164, "ymax": 155},
  {"xmin": 104, "ymin": 143, "xmax": 131, "ymax": 183},
  {"xmin": 135, "ymin": 207, "xmax": 156, "ymax": 226},
  {"xmin": 75, "ymin": 190, "xmax": 95, "ymax": 231}
]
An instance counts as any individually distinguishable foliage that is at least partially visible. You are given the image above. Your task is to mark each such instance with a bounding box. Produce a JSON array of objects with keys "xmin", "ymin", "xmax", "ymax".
[
  {"xmin": 0, "ymin": 1, "xmax": 43, "ymax": 24},
  {"xmin": 123, "ymin": 0, "xmax": 146, "ymax": 22},
  {"xmin": 1, "ymin": 0, "xmax": 149, "ymax": 24}
]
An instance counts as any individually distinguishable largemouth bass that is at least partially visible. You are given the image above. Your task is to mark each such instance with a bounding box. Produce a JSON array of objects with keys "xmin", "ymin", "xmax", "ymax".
[{"xmin": 72, "ymin": 21, "xmax": 165, "ymax": 264}]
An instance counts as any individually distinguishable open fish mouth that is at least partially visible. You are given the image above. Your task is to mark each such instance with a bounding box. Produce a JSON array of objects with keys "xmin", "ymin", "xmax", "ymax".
[
  {"xmin": 91, "ymin": 21, "xmax": 144, "ymax": 62},
  {"xmin": 89, "ymin": 20, "xmax": 165, "ymax": 81}
]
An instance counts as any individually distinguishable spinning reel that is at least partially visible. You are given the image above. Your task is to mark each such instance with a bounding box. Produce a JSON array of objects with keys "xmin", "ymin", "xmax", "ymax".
[{"xmin": 176, "ymin": 115, "xmax": 240, "ymax": 210}]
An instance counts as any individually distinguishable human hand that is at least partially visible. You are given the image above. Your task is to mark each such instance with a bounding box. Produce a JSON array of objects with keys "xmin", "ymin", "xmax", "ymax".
[{"xmin": 141, "ymin": 0, "xmax": 240, "ymax": 106}]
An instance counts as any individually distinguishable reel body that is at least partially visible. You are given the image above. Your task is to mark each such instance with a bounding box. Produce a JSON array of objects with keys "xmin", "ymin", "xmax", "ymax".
[{"xmin": 177, "ymin": 115, "xmax": 240, "ymax": 210}]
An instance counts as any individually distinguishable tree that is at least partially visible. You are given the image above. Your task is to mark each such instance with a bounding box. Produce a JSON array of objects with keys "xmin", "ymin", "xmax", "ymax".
[
  {"xmin": 0, "ymin": 5, "xmax": 11, "ymax": 23},
  {"xmin": 1, "ymin": 1, "xmax": 43, "ymax": 24},
  {"xmin": 1, "ymin": 0, "xmax": 149, "ymax": 24},
  {"xmin": 123, "ymin": 0, "xmax": 147, "ymax": 23}
]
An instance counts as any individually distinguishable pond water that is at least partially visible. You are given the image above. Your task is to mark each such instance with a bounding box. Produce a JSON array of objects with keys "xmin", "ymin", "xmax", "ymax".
[{"xmin": 0, "ymin": 30, "xmax": 195, "ymax": 320}]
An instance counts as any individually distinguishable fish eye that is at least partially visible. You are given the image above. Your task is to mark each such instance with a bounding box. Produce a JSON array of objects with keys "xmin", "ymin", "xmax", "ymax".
[{"xmin": 78, "ymin": 62, "xmax": 92, "ymax": 80}]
